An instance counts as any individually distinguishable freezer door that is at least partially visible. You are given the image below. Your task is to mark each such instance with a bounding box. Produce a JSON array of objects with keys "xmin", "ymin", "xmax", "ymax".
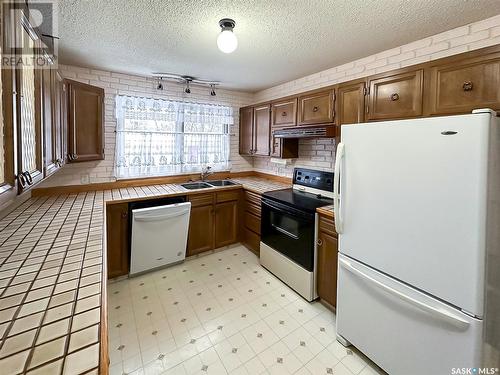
[
  {"xmin": 130, "ymin": 202, "xmax": 191, "ymax": 276},
  {"xmin": 338, "ymin": 113, "xmax": 492, "ymax": 316},
  {"xmin": 336, "ymin": 254, "xmax": 483, "ymax": 375}
]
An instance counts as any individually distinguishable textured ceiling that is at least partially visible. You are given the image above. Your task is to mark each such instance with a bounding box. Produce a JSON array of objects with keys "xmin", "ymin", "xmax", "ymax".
[{"xmin": 57, "ymin": 0, "xmax": 500, "ymax": 92}]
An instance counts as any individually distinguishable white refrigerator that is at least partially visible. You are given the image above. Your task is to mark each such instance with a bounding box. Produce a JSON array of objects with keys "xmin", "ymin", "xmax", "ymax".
[{"xmin": 334, "ymin": 109, "xmax": 500, "ymax": 375}]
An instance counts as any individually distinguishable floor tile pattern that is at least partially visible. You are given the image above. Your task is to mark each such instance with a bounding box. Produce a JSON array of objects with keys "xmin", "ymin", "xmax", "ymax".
[{"xmin": 107, "ymin": 246, "xmax": 385, "ymax": 375}]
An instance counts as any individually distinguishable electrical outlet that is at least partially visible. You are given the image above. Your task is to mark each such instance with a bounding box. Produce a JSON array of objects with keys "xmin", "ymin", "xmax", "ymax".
[{"xmin": 80, "ymin": 174, "xmax": 90, "ymax": 184}]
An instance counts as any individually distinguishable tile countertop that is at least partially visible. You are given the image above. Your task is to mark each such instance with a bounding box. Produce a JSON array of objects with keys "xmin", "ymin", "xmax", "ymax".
[
  {"xmin": 316, "ymin": 204, "xmax": 334, "ymax": 219},
  {"xmin": 0, "ymin": 177, "xmax": 289, "ymax": 374}
]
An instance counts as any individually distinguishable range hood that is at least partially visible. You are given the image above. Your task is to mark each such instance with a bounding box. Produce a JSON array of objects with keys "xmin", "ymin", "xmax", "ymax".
[{"xmin": 273, "ymin": 126, "xmax": 335, "ymax": 139}]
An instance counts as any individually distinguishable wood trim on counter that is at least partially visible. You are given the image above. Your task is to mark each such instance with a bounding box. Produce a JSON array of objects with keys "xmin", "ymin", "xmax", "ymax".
[{"xmin": 31, "ymin": 171, "xmax": 292, "ymax": 197}]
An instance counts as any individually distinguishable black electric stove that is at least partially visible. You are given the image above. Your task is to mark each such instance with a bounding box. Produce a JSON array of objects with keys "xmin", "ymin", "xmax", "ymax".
[{"xmin": 260, "ymin": 168, "xmax": 334, "ymax": 301}]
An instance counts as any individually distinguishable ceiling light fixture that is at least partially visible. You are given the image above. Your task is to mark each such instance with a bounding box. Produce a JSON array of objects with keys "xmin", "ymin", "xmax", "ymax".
[
  {"xmin": 217, "ymin": 18, "xmax": 237, "ymax": 53},
  {"xmin": 210, "ymin": 84, "xmax": 216, "ymax": 96},
  {"xmin": 184, "ymin": 77, "xmax": 192, "ymax": 94},
  {"xmin": 156, "ymin": 77, "xmax": 163, "ymax": 90},
  {"xmin": 152, "ymin": 73, "xmax": 220, "ymax": 94}
]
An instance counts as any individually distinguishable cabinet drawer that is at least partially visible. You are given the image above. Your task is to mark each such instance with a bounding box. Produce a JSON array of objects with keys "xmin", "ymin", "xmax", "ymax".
[
  {"xmin": 426, "ymin": 53, "xmax": 500, "ymax": 115},
  {"xmin": 368, "ymin": 69, "xmax": 423, "ymax": 120},
  {"xmin": 298, "ymin": 90, "xmax": 334, "ymax": 125},
  {"xmin": 245, "ymin": 201, "xmax": 261, "ymax": 217},
  {"xmin": 271, "ymin": 98, "xmax": 297, "ymax": 128},
  {"xmin": 189, "ymin": 193, "xmax": 215, "ymax": 207},
  {"xmin": 318, "ymin": 214, "xmax": 336, "ymax": 236},
  {"xmin": 242, "ymin": 227, "xmax": 260, "ymax": 255},
  {"xmin": 244, "ymin": 191, "xmax": 261, "ymax": 205},
  {"xmin": 216, "ymin": 190, "xmax": 240, "ymax": 203},
  {"xmin": 245, "ymin": 212, "xmax": 261, "ymax": 235}
]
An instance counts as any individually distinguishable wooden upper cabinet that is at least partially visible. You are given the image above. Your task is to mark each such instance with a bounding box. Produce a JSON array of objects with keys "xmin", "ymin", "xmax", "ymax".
[
  {"xmin": 253, "ymin": 104, "xmax": 270, "ymax": 156},
  {"xmin": 239, "ymin": 107, "xmax": 253, "ymax": 155},
  {"xmin": 425, "ymin": 51, "xmax": 500, "ymax": 115},
  {"xmin": 67, "ymin": 79, "xmax": 104, "ymax": 162},
  {"xmin": 298, "ymin": 89, "xmax": 335, "ymax": 125},
  {"xmin": 271, "ymin": 98, "xmax": 297, "ymax": 128},
  {"xmin": 336, "ymin": 81, "xmax": 366, "ymax": 125},
  {"xmin": 367, "ymin": 69, "xmax": 423, "ymax": 120}
]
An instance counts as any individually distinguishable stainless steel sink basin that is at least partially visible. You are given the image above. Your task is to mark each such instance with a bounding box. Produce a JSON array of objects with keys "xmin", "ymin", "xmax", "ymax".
[
  {"xmin": 206, "ymin": 180, "xmax": 238, "ymax": 187},
  {"xmin": 181, "ymin": 182, "xmax": 213, "ymax": 190}
]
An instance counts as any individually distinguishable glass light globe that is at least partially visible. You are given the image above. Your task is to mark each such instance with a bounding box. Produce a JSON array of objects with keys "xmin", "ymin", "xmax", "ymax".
[{"xmin": 217, "ymin": 29, "xmax": 238, "ymax": 53}]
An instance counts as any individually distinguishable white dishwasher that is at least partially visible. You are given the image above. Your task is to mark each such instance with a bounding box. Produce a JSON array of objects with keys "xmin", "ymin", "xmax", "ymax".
[{"xmin": 130, "ymin": 201, "xmax": 191, "ymax": 276}]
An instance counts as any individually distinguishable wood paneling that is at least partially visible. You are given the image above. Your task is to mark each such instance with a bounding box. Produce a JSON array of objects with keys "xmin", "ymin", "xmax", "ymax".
[
  {"xmin": 336, "ymin": 80, "xmax": 366, "ymax": 125},
  {"xmin": 367, "ymin": 69, "xmax": 423, "ymax": 120},
  {"xmin": 317, "ymin": 228, "xmax": 338, "ymax": 308},
  {"xmin": 215, "ymin": 200, "xmax": 238, "ymax": 248},
  {"xmin": 425, "ymin": 51, "xmax": 500, "ymax": 115},
  {"xmin": 239, "ymin": 106, "xmax": 253, "ymax": 155},
  {"xmin": 67, "ymin": 79, "xmax": 104, "ymax": 162},
  {"xmin": 298, "ymin": 89, "xmax": 335, "ymax": 125},
  {"xmin": 253, "ymin": 104, "xmax": 271, "ymax": 156},
  {"xmin": 187, "ymin": 202, "xmax": 214, "ymax": 256},
  {"xmin": 271, "ymin": 98, "xmax": 297, "ymax": 128},
  {"xmin": 240, "ymin": 191, "xmax": 262, "ymax": 255},
  {"xmin": 106, "ymin": 202, "xmax": 129, "ymax": 278}
]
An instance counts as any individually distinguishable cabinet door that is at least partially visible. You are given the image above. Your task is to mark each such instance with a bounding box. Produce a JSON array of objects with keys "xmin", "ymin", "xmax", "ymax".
[
  {"xmin": 239, "ymin": 107, "xmax": 253, "ymax": 155},
  {"xmin": 367, "ymin": 69, "xmax": 423, "ymax": 120},
  {"xmin": 270, "ymin": 135, "xmax": 298, "ymax": 159},
  {"xmin": 253, "ymin": 104, "xmax": 270, "ymax": 156},
  {"xmin": 16, "ymin": 28, "xmax": 44, "ymax": 191},
  {"xmin": 317, "ymin": 230, "xmax": 338, "ymax": 308},
  {"xmin": 187, "ymin": 199, "xmax": 214, "ymax": 256},
  {"xmin": 271, "ymin": 98, "xmax": 297, "ymax": 128},
  {"xmin": 298, "ymin": 90, "xmax": 334, "ymax": 125},
  {"xmin": 106, "ymin": 203, "xmax": 129, "ymax": 279},
  {"xmin": 54, "ymin": 71, "xmax": 67, "ymax": 166},
  {"xmin": 67, "ymin": 79, "xmax": 104, "ymax": 162},
  {"xmin": 336, "ymin": 81, "xmax": 366, "ymax": 125},
  {"xmin": 215, "ymin": 200, "xmax": 238, "ymax": 248},
  {"xmin": 426, "ymin": 52, "xmax": 500, "ymax": 115}
]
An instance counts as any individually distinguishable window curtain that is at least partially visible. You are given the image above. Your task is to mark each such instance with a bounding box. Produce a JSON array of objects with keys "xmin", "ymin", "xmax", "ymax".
[{"xmin": 114, "ymin": 95, "xmax": 233, "ymax": 179}]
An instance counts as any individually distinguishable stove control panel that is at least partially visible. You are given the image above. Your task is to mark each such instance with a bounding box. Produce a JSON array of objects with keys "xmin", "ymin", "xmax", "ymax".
[{"xmin": 293, "ymin": 168, "xmax": 334, "ymax": 193}]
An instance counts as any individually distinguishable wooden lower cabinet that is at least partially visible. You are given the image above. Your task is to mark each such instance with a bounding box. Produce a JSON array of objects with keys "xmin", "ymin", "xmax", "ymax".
[
  {"xmin": 316, "ymin": 213, "xmax": 338, "ymax": 308},
  {"xmin": 187, "ymin": 191, "xmax": 239, "ymax": 256},
  {"xmin": 215, "ymin": 200, "xmax": 238, "ymax": 248},
  {"xmin": 106, "ymin": 203, "xmax": 129, "ymax": 279},
  {"xmin": 187, "ymin": 202, "xmax": 214, "ymax": 256},
  {"xmin": 240, "ymin": 191, "xmax": 262, "ymax": 255}
]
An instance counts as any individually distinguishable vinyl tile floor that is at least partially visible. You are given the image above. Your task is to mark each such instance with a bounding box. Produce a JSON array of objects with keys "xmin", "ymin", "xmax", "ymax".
[{"xmin": 107, "ymin": 245, "xmax": 385, "ymax": 375}]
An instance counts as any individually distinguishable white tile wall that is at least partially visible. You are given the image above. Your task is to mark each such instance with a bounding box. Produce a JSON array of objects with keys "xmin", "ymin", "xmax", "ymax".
[
  {"xmin": 39, "ymin": 67, "xmax": 255, "ymax": 187},
  {"xmin": 41, "ymin": 15, "xmax": 500, "ymax": 185},
  {"xmin": 252, "ymin": 14, "xmax": 500, "ymax": 177}
]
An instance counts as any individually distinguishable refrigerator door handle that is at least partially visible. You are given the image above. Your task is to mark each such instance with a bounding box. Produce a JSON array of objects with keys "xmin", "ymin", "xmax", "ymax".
[
  {"xmin": 334, "ymin": 142, "xmax": 345, "ymax": 233},
  {"xmin": 339, "ymin": 258, "xmax": 470, "ymax": 328}
]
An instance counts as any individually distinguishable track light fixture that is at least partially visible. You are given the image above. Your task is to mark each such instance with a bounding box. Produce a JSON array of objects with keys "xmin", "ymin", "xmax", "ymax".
[{"xmin": 152, "ymin": 73, "xmax": 220, "ymax": 95}]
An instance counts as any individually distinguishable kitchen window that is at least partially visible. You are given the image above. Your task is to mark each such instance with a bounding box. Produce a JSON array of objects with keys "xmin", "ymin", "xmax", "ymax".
[{"xmin": 114, "ymin": 95, "xmax": 233, "ymax": 179}]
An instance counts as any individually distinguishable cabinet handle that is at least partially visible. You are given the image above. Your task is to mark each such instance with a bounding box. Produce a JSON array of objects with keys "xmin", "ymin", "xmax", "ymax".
[
  {"xmin": 281, "ymin": 111, "xmax": 287, "ymax": 116},
  {"xmin": 23, "ymin": 171, "xmax": 33, "ymax": 185},
  {"xmin": 312, "ymin": 106, "xmax": 319, "ymax": 112},
  {"xmin": 390, "ymin": 93, "xmax": 399, "ymax": 101},
  {"xmin": 317, "ymin": 239, "xmax": 323, "ymax": 246},
  {"xmin": 462, "ymin": 81, "xmax": 473, "ymax": 91},
  {"xmin": 17, "ymin": 173, "xmax": 27, "ymax": 188}
]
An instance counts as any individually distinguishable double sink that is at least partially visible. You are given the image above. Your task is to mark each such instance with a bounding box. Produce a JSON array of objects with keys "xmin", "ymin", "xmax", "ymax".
[{"xmin": 181, "ymin": 180, "xmax": 238, "ymax": 190}]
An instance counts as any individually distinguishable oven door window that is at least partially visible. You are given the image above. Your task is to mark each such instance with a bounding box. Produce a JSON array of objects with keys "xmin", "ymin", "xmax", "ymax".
[{"xmin": 261, "ymin": 200, "xmax": 315, "ymax": 271}]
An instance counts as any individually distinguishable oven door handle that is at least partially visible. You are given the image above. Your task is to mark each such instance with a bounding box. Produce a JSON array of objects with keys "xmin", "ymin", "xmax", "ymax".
[
  {"xmin": 262, "ymin": 199, "xmax": 313, "ymax": 220},
  {"xmin": 271, "ymin": 223, "xmax": 299, "ymax": 240}
]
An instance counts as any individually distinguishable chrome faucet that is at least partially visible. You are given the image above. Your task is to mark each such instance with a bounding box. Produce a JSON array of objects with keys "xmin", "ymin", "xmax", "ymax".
[{"xmin": 200, "ymin": 166, "xmax": 214, "ymax": 181}]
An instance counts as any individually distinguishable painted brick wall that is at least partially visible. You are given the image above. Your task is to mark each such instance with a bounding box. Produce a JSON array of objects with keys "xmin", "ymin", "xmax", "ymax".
[
  {"xmin": 252, "ymin": 14, "xmax": 500, "ymax": 177},
  {"xmin": 39, "ymin": 65, "xmax": 255, "ymax": 187}
]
